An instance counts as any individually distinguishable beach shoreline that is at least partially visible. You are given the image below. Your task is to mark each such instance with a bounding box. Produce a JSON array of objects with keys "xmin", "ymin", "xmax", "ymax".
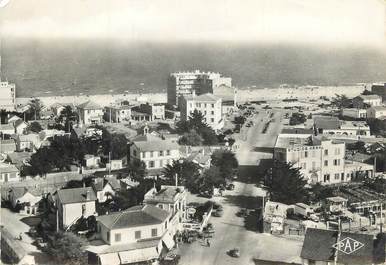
[{"xmin": 15, "ymin": 84, "xmax": 366, "ymax": 108}]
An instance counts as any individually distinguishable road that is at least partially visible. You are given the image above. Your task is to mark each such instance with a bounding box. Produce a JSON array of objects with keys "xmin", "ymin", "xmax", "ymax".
[
  {"xmin": 1, "ymin": 208, "xmax": 50, "ymax": 264},
  {"xmin": 178, "ymin": 108, "xmax": 302, "ymax": 265}
]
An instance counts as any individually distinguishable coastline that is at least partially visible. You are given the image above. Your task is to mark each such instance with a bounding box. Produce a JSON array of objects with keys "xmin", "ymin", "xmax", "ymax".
[{"xmin": 15, "ymin": 84, "xmax": 366, "ymax": 107}]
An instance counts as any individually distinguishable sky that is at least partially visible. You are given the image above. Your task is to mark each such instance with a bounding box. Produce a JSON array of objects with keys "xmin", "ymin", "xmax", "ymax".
[{"xmin": 0, "ymin": 0, "xmax": 386, "ymax": 47}]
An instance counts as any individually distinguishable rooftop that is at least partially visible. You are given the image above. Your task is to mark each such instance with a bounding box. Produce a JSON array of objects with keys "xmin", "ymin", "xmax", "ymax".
[
  {"xmin": 183, "ymin": 93, "xmax": 220, "ymax": 102},
  {"xmin": 144, "ymin": 185, "xmax": 186, "ymax": 204},
  {"xmin": 370, "ymin": 106, "xmax": 386, "ymax": 111},
  {"xmin": 97, "ymin": 204, "xmax": 170, "ymax": 230},
  {"xmin": 0, "ymin": 162, "xmax": 19, "ymax": 172},
  {"xmin": 57, "ymin": 187, "xmax": 97, "ymax": 204},
  {"xmin": 77, "ymin": 100, "xmax": 103, "ymax": 110},
  {"xmin": 326, "ymin": 196, "xmax": 348, "ymax": 203},
  {"xmin": 274, "ymin": 134, "xmax": 312, "ymax": 149},
  {"xmin": 358, "ymin": 95, "xmax": 382, "ymax": 101},
  {"xmin": 0, "ymin": 123, "xmax": 14, "ymax": 130},
  {"xmin": 133, "ymin": 139, "xmax": 179, "ymax": 152},
  {"xmin": 92, "ymin": 177, "xmax": 121, "ymax": 192},
  {"xmin": 314, "ymin": 116, "xmax": 341, "ymax": 130}
]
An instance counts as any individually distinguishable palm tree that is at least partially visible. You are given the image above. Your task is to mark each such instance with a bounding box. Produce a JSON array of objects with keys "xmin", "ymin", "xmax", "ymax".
[{"xmin": 58, "ymin": 105, "xmax": 79, "ymax": 132}]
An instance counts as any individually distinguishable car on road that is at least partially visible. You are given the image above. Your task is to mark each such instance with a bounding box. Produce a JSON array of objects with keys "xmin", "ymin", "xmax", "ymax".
[
  {"xmin": 212, "ymin": 208, "xmax": 224, "ymax": 217},
  {"xmin": 226, "ymin": 183, "xmax": 235, "ymax": 190},
  {"xmin": 228, "ymin": 248, "xmax": 240, "ymax": 258}
]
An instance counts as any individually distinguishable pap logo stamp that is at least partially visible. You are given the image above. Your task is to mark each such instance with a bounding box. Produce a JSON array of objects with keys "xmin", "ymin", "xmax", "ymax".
[{"xmin": 333, "ymin": 237, "xmax": 364, "ymax": 255}]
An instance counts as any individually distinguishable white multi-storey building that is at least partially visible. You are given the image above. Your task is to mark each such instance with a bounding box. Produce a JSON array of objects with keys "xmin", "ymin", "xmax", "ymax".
[
  {"xmin": 0, "ymin": 81, "xmax": 16, "ymax": 111},
  {"xmin": 77, "ymin": 100, "xmax": 104, "ymax": 125},
  {"xmin": 129, "ymin": 127, "xmax": 180, "ymax": 174},
  {"xmin": 167, "ymin": 70, "xmax": 231, "ymax": 105},
  {"xmin": 179, "ymin": 92, "xmax": 224, "ymax": 130},
  {"xmin": 274, "ymin": 134, "xmax": 373, "ymax": 185}
]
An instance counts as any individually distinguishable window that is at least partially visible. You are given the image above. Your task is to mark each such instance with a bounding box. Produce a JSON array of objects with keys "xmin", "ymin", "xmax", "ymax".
[
  {"xmin": 133, "ymin": 150, "xmax": 137, "ymax": 157},
  {"xmin": 135, "ymin": 231, "xmax": 141, "ymax": 239},
  {"xmin": 324, "ymin": 160, "xmax": 328, "ymax": 166},
  {"xmin": 324, "ymin": 149, "xmax": 328, "ymax": 155},
  {"xmin": 211, "ymin": 104, "xmax": 214, "ymax": 108},
  {"xmin": 142, "ymin": 152, "xmax": 146, "ymax": 158},
  {"xmin": 150, "ymin": 151, "xmax": 154, "ymax": 158},
  {"xmin": 304, "ymin": 151, "xmax": 308, "ymax": 158},
  {"xmin": 335, "ymin": 148, "xmax": 340, "ymax": 155},
  {"xmin": 333, "ymin": 159, "xmax": 340, "ymax": 166},
  {"xmin": 211, "ymin": 118, "xmax": 214, "ymax": 122},
  {"xmin": 334, "ymin": 173, "xmax": 340, "ymax": 180},
  {"xmin": 107, "ymin": 232, "xmax": 110, "ymax": 242},
  {"xmin": 82, "ymin": 204, "xmax": 86, "ymax": 215},
  {"xmin": 211, "ymin": 111, "xmax": 214, "ymax": 115},
  {"xmin": 149, "ymin": 161, "xmax": 155, "ymax": 168},
  {"xmin": 159, "ymin": 204, "xmax": 164, "ymax": 209},
  {"xmin": 115, "ymin": 233, "xmax": 121, "ymax": 242},
  {"xmin": 159, "ymin": 150, "xmax": 164, "ymax": 156},
  {"xmin": 301, "ymin": 163, "xmax": 306, "ymax": 169},
  {"xmin": 151, "ymin": 228, "xmax": 158, "ymax": 237},
  {"xmin": 166, "ymin": 150, "xmax": 171, "ymax": 156},
  {"xmin": 323, "ymin": 174, "xmax": 330, "ymax": 182}
]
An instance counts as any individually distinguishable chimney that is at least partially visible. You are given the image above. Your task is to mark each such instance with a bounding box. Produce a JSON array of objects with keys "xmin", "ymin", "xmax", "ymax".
[{"xmin": 85, "ymin": 189, "xmax": 91, "ymax": 200}]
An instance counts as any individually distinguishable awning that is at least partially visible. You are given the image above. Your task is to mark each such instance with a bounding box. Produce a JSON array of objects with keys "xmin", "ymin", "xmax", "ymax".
[
  {"xmin": 118, "ymin": 247, "xmax": 159, "ymax": 264},
  {"xmin": 162, "ymin": 233, "xmax": 175, "ymax": 250},
  {"xmin": 99, "ymin": 253, "xmax": 120, "ymax": 265}
]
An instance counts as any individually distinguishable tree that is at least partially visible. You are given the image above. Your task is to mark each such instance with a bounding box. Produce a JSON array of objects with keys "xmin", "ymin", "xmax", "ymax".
[
  {"xmin": 58, "ymin": 105, "xmax": 79, "ymax": 132},
  {"xmin": 308, "ymin": 183, "xmax": 335, "ymax": 204},
  {"xmin": 178, "ymin": 129, "xmax": 203, "ymax": 146},
  {"xmin": 367, "ymin": 118, "xmax": 386, "ymax": 137},
  {"xmin": 346, "ymin": 141, "xmax": 366, "ymax": 153},
  {"xmin": 45, "ymin": 232, "xmax": 87, "ymax": 265},
  {"xmin": 27, "ymin": 98, "xmax": 43, "ymax": 120},
  {"xmin": 176, "ymin": 109, "xmax": 218, "ymax": 145},
  {"xmin": 331, "ymin": 94, "xmax": 352, "ymax": 109},
  {"xmin": 289, "ymin": 112, "xmax": 307, "ymax": 125},
  {"xmin": 265, "ymin": 160, "xmax": 308, "ymax": 204},
  {"xmin": 211, "ymin": 149, "xmax": 238, "ymax": 180},
  {"xmin": 234, "ymin": 116, "xmax": 246, "ymax": 125},
  {"xmin": 364, "ymin": 177, "xmax": 386, "ymax": 194},
  {"xmin": 102, "ymin": 129, "xmax": 128, "ymax": 159},
  {"xmin": 28, "ymin": 121, "xmax": 43, "ymax": 133},
  {"xmin": 361, "ymin": 89, "xmax": 374, "ymax": 95},
  {"xmin": 128, "ymin": 160, "xmax": 147, "ymax": 182},
  {"xmin": 162, "ymin": 159, "xmax": 201, "ymax": 193}
]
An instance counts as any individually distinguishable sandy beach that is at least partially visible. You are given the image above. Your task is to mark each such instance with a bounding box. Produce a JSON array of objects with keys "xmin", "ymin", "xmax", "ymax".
[{"xmin": 15, "ymin": 85, "xmax": 365, "ymax": 108}]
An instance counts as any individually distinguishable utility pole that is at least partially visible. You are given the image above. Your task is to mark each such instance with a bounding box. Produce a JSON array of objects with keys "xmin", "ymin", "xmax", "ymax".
[{"xmin": 108, "ymin": 151, "xmax": 111, "ymax": 175}]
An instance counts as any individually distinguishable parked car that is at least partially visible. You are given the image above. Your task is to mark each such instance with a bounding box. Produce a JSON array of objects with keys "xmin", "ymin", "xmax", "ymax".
[
  {"xmin": 228, "ymin": 248, "xmax": 240, "ymax": 258},
  {"xmin": 226, "ymin": 183, "xmax": 235, "ymax": 190},
  {"xmin": 212, "ymin": 208, "xmax": 223, "ymax": 217}
]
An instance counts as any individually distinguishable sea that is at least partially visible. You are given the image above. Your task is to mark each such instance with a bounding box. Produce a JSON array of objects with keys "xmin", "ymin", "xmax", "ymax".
[{"xmin": 1, "ymin": 38, "xmax": 386, "ymax": 98}]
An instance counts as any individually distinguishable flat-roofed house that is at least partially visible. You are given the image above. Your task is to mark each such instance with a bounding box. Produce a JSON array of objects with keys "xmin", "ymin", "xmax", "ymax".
[
  {"xmin": 274, "ymin": 134, "xmax": 373, "ymax": 184},
  {"xmin": 56, "ymin": 187, "xmax": 97, "ymax": 230},
  {"xmin": 88, "ymin": 205, "xmax": 174, "ymax": 265},
  {"xmin": 179, "ymin": 92, "xmax": 224, "ymax": 130}
]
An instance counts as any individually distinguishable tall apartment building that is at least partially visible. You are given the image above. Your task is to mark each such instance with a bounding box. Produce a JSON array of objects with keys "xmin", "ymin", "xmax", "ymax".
[
  {"xmin": 274, "ymin": 134, "xmax": 373, "ymax": 185},
  {"xmin": 167, "ymin": 70, "xmax": 232, "ymax": 106},
  {"xmin": 0, "ymin": 81, "xmax": 16, "ymax": 111},
  {"xmin": 371, "ymin": 83, "xmax": 386, "ymax": 101},
  {"xmin": 179, "ymin": 92, "xmax": 224, "ymax": 130}
]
